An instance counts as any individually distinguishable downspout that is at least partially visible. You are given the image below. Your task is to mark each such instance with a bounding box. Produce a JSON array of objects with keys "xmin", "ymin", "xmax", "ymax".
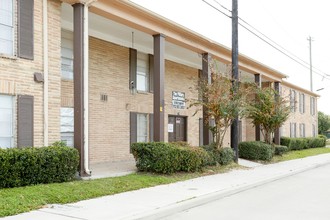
[
  {"xmin": 83, "ymin": 3, "xmax": 91, "ymax": 175},
  {"xmin": 43, "ymin": 0, "xmax": 49, "ymax": 146}
]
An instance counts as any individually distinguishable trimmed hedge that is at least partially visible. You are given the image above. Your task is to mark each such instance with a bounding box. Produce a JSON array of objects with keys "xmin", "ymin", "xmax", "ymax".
[
  {"xmin": 274, "ymin": 145, "xmax": 288, "ymax": 156},
  {"xmin": 0, "ymin": 146, "xmax": 79, "ymax": 188},
  {"xmin": 239, "ymin": 141, "xmax": 273, "ymax": 161},
  {"xmin": 281, "ymin": 137, "xmax": 326, "ymax": 150},
  {"xmin": 200, "ymin": 145, "xmax": 235, "ymax": 166},
  {"xmin": 131, "ymin": 142, "xmax": 210, "ymax": 174}
]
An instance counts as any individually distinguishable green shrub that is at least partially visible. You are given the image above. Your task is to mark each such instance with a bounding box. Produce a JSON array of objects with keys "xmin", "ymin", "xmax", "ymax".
[
  {"xmin": 274, "ymin": 145, "xmax": 288, "ymax": 156},
  {"xmin": 239, "ymin": 141, "xmax": 273, "ymax": 161},
  {"xmin": 306, "ymin": 137, "xmax": 326, "ymax": 148},
  {"xmin": 318, "ymin": 135, "xmax": 327, "ymax": 146},
  {"xmin": 0, "ymin": 146, "xmax": 79, "ymax": 189},
  {"xmin": 131, "ymin": 142, "xmax": 209, "ymax": 174},
  {"xmin": 201, "ymin": 145, "xmax": 234, "ymax": 166},
  {"xmin": 179, "ymin": 146, "xmax": 210, "ymax": 172},
  {"xmin": 215, "ymin": 148, "xmax": 235, "ymax": 165},
  {"xmin": 281, "ymin": 137, "xmax": 325, "ymax": 150}
]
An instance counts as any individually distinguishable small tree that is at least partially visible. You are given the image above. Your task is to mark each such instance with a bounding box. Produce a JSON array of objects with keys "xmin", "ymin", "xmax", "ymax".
[
  {"xmin": 246, "ymin": 87, "xmax": 290, "ymax": 145},
  {"xmin": 189, "ymin": 70, "xmax": 252, "ymax": 150},
  {"xmin": 318, "ymin": 111, "xmax": 330, "ymax": 135}
]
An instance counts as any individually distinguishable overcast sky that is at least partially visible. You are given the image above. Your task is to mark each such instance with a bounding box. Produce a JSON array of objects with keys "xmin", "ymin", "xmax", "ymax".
[{"xmin": 130, "ymin": 0, "xmax": 330, "ymax": 115}]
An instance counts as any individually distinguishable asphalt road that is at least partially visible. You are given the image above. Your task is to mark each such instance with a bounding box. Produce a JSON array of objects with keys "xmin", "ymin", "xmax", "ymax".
[{"xmin": 161, "ymin": 163, "xmax": 330, "ymax": 220}]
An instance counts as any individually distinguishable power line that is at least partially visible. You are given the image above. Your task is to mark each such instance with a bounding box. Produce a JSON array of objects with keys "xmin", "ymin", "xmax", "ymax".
[
  {"xmin": 202, "ymin": 0, "xmax": 330, "ymax": 81},
  {"xmin": 201, "ymin": 0, "xmax": 231, "ymax": 18}
]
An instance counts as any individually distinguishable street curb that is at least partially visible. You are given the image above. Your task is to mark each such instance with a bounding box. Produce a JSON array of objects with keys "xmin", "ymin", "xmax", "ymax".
[{"xmin": 124, "ymin": 159, "xmax": 330, "ymax": 220}]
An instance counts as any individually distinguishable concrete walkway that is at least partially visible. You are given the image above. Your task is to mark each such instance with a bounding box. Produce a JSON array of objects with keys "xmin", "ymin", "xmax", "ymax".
[{"xmin": 4, "ymin": 153, "xmax": 330, "ymax": 220}]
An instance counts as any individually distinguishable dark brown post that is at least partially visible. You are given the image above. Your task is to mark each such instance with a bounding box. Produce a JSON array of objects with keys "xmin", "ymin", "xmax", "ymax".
[
  {"xmin": 202, "ymin": 53, "xmax": 212, "ymax": 145},
  {"xmin": 153, "ymin": 34, "xmax": 165, "ymax": 142},
  {"xmin": 255, "ymin": 74, "xmax": 261, "ymax": 141},
  {"xmin": 274, "ymin": 81, "xmax": 281, "ymax": 145},
  {"xmin": 73, "ymin": 3, "xmax": 86, "ymax": 176}
]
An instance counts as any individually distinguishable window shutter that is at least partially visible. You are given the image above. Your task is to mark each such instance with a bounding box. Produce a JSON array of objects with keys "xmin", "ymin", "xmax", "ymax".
[
  {"xmin": 17, "ymin": 95, "xmax": 34, "ymax": 147},
  {"xmin": 149, "ymin": 54, "xmax": 154, "ymax": 93},
  {"xmin": 18, "ymin": 0, "xmax": 34, "ymax": 59},
  {"xmin": 129, "ymin": 48, "xmax": 137, "ymax": 90},
  {"xmin": 199, "ymin": 118, "xmax": 203, "ymax": 146},
  {"xmin": 149, "ymin": 114, "xmax": 153, "ymax": 142},
  {"xmin": 130, "ymin": 112, "xmax": 137, "ymax": 148}
]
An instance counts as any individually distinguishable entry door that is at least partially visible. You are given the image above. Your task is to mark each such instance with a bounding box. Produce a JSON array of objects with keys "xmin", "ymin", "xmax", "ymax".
[{"xmin": 168, "ymin": 116, "xmax": 187, "ymax": 142}]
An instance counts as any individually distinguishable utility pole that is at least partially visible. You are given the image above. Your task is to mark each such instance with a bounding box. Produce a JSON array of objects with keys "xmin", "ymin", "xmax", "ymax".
[
  {"xmin": 231, "ymin": 0, "xmax": 239, "ymax": 163},
  {"xmin": 308, "ymin": 36, "xmax": 313, "ymax": 92}
]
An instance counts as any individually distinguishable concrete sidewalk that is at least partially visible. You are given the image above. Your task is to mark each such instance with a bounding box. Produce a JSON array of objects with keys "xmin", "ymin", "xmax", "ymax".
[{"xmin": 4, "ymin": 153, "xmax": 330, "ymax": 220}]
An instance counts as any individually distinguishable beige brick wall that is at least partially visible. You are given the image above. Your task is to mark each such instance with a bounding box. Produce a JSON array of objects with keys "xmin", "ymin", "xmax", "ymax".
[
  {"xmin": 61, "ymin": 36, "xmax": 202, "ymax": 164},
  {"xmin": 0, "ymin": 0, "xmax": 61, "ymax": 147},
  {"xmin": 281, "ymin": 85, "xmax": 318, "ymax": 138}
]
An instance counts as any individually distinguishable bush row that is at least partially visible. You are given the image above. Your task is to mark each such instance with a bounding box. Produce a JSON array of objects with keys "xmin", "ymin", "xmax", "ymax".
[
  {"xmin": 280, "ymin": 136, "xmax": 326, "ymax": 150},
  {"xmin": 238, "ymin": 141, "xmax": 274, "ymax": 161},
  {"xmin": 0, "ymin": 145, "xmax": 79, "ymax": 188},
  {"xmin": 131, "ymin": 142, "xmax": 234, "ymax": 174}
]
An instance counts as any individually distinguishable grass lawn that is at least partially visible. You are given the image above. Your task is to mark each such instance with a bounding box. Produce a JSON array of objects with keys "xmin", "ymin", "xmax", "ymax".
[
  {"xmin": 271, "ymin": 147, "xmax": 330, "ymax": 163},
  {"xmin": 0, "ymin": 163, "xmax": 239, "ymax": 217},
  {"xmin": 2, "ymin": 147, "xmax": 330, "ymax": 217}
]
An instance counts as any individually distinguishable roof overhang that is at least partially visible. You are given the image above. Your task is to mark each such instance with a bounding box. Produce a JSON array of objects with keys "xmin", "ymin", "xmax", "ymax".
[{"xmin": 89, "ymin": 0, "xmax": 287, "ymax": 82}]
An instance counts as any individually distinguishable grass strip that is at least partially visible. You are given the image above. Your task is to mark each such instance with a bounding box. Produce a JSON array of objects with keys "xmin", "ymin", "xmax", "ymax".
[{"xmin": 0, "ymin": 163, "xmax": 238, "ymax": 217}]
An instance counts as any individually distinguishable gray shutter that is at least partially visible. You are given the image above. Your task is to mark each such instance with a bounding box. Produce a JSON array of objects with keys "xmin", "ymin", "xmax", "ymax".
[
  {"xmin": 17, "ymin": 95, "xmax": 34, "ymax": 147},
  {"xmin": 129, "ymin": 48, "xmax": 137, "ymax": 90},
  {"xmin": 149, "ymin": 54, "xmax": 154, "ymax": 93},
  {"xmin": 149, "ymin": 114, "xmax": 154, "ymax": 142},
  {"xmin": 130, "ymin": 112, "xmax": 137, "ymax": 148},
  {"xmin": 18, "ymin": 0, "xmax": 34, "ymax": 60},
  {"xmin": 198, "ymin": 69, "xmax": 202, "ymax": 100},
  {"xmin": 210, "ymin": 118, "xmax": 215, "ymax": 143},
  {"xmin": 199, "ymin": 118, "xmax": 203, "ymax": 146}
]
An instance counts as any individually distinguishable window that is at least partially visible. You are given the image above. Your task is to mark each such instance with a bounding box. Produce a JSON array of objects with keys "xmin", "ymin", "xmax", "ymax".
[
  {"xmin": 290, "ymin": 123, "xmax": 296, "ymax": 138},
  {"xmin": 130, "ymin": 112, "xmax": 153, "ymax": 146},
  {"xmin": 299, "ymin": 123, "xmax": 305, "ymax": 137},
  {"xmin": 60, "ymin": 107, "xmax": 74, "ymax": 147},
  {"xmin": 61, "ymin": 30, "xmax": 74, "ymax": 80},
  {"xmin": 136, "ymin": 52, "xmax": 149, "ymax": 92},
  {"xmin": 310, "ymin": 97, "xmax": 316, "ymax": 116},
  {"xmin": 290, "ymin": 90, "xmax": 296, "ymax": 112},
  {"xmin": 299, "ymin": 93, "xmax": 305, "ymax": 114},
  {"xmin": 0, "ymin": 0, "xmax": 14, "ymax": 55},
  {"xmin": 312, "ymin": 124, "xmax": 316, "ymax": 137},
  {"xmin": 137, "ymin": 113, "xmax": 148, "ymax": 142},
  {"xmin": 0, "ymin": 95, "xmax": 13, "ymax": 148}
]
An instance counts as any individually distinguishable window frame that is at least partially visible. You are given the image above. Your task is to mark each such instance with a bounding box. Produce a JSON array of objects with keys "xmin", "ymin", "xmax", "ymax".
[
  {"xmin": 299, "ymin": 93, "xmax": 305, "ymax": 114},
  {"xmin": 60, "ymin": 107, "xmax": 74, "ymax": 147},
  {"xmin": 137, "ymin": 113, "xmax": 148, "ymax": 142},
  {"xmin": 0, "ymin": 0, "xmax": 15, "ymax": 56},
  {"xmin": 136, "ymin": 52, "xmax": 150, "ymax": 92},
  {"xmin": 290, "ymin": 122, "xmax": 296, "ymax": 138},
  {"xmin": 290, "ymin": 89, "xmax": 296, "ymax": 113},
  {"xmin": 0, "ymin": 95, "xmax": 14, "ymax": 148},
  {"xmin": 310, "ymin": 97, "xmax": 315, "ymax": 116},
  {"xmin": 61, "ymin": 30, "xmax": 74, "ymax": 80},
  {"xmin": 299, "ymin": 123, "xmax": 305, "ymax": 137}
]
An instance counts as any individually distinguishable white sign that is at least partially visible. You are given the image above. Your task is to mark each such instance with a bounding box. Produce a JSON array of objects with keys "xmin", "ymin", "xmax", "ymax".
[
  {"xmin": 168, "ymin": 124, "xmax": 174, "ymax": 133},
  {"xmin": 172, "ymin": 91, "xmax": 185, "ymax": 109}
]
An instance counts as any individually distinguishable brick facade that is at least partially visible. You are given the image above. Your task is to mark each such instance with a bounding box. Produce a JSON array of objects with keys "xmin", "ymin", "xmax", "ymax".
[
  {"xmin": 0, "ymin": 0, "xmax": 61, "ymax": 147},
  {"xmin": 0, "ymin": 0, "xmax": 319, "ymax": 166}
]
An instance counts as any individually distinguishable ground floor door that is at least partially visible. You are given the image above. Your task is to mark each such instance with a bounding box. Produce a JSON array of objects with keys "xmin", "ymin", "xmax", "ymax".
[{"xmin": 168, "ymin": 116, "xmax": 187, "ymax": 142}]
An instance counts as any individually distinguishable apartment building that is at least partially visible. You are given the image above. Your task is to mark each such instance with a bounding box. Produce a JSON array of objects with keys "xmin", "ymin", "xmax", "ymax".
[{"xmin": 0, "ymin": 0, "xmax": 318, "ymax": 176}]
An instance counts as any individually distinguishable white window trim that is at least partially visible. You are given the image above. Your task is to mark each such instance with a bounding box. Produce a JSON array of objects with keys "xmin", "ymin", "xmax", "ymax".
[
  {"xmin": 137, "ymin": 113, "xmax": 148, "ymax": 142},
  {"xmin": 61, "ymin": 30, "xmax": 74, "ymax": 80},
  {"xmin": 136, "ymin": 52, "xmax": 149, "ymax": 92},
  {"xmin": 0, "ymin": 0, "xmax": 15, "ymax": 56},
  {"xmin": 0, "ymin": 95, "xmax": 14, "ymax": 148}
]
